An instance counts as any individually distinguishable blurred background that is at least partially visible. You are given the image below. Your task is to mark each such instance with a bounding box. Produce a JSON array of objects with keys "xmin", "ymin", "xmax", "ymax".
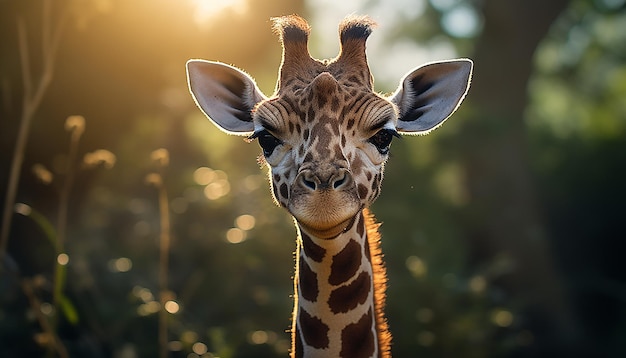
[{"xmin": 1, "ymin": 0, "xmax": 625, "ymax": 357}]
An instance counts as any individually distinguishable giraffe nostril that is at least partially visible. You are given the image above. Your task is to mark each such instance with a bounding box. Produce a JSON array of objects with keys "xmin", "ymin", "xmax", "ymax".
[
  {"xmin": 302, "ymin": 177, "xmax": 317, "ymax": 190},
  {"xmin": 299, "ymin": 169, "xmax": 351, "ymax": 191},
  {"xmin": 332, "ymin": 172, "xmax": 346, "ymax": 189}
]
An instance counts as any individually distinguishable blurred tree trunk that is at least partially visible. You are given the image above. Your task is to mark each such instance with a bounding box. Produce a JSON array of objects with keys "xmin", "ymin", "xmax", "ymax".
[{"xmin": 461, "ymin": 0, "xmax": 575, "ymax": 353}]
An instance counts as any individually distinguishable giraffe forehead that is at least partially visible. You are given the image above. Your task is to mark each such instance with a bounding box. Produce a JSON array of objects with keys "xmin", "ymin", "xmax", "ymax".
[{"xmin": 255, "ymin": 87, "xmax": 394, "ymax": 138}]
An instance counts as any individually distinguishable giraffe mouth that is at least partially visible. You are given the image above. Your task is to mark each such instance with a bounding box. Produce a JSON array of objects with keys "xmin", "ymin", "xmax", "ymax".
[
  {"xmin": 297, "ymin": 213, "xmax": 359, "ymax": 239},
  {"xmin": 289, "ymin": 190, "xmax": 362, "ymax": 239}
]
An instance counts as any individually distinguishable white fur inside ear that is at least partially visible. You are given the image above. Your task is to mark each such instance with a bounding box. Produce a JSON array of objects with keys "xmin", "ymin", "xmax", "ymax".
[
  {"xmin": 391, "ymin": 58, "xmax": 473, "ymax": 135},
  {"xmin": 186, "ymin": 59, "xmax": 267, "ymax": 136}
]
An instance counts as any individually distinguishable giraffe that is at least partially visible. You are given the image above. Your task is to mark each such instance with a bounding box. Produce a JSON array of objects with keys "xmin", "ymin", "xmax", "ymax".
[{"xmin": 186, "ymin": 15, "xmax": 472, "ymax": 358}]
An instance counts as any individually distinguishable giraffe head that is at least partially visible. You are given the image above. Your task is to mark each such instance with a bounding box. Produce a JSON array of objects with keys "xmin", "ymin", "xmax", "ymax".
[{"xmin": 187, "ymin": 15, "xmax": 472, "ymax": 238}]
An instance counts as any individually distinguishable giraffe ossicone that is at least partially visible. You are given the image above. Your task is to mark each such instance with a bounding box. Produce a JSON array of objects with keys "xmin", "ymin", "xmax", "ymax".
[{"xmin": 187, "ymin": 14, "xmax": 472, "ymax": 358}]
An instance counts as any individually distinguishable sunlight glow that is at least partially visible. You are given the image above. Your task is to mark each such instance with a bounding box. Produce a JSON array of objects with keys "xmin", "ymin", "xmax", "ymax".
[{"xmin": 190, "ymin": 0, "xmax": 248, "ymax": 25}]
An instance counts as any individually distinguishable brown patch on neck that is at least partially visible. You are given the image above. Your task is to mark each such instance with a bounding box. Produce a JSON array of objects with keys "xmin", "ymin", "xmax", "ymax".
[{"xmin": 362, "ymin": 208, "xmax": 392, "ymax": 357}]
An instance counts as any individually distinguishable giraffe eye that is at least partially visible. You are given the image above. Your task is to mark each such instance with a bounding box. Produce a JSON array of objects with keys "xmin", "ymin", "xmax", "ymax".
[
  {"xmin": 253, "ymin": 129, "xmax": 282, "ymax": 157},
  {"xmin": 369, "ymin": 129, "xmax": 398, "ymax": 155}
]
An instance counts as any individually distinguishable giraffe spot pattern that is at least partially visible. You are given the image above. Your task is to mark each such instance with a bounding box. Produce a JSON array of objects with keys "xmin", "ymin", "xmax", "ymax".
[
  {"xmin": 280, "ymin": 183, "xmax": 289, "ymax": 200},
  {"xmin": 299, "ymin": 308, "xmax": 330, "ymax": 349},
  {"xmin": 328, "ymin": 239, "xmax": 362, "ymax": 286},
  {"xmin": 294, "ymin": 327, "xmax": 303, "ymax": 358},
  {"xmin": 347, "ymin": 118, "xmax": 355, "ymax": 130},
  {"xmin": 301, "ymin": 232, "xmax": 326, "ymax": 262},
  {"xmin": 350, "ymin": 153, "xmax": 364, "ymax": 176},
  {"xmin": 306, "ymin": 106, "xmax": 315, "ymax": 123},
  {"xmin": 331, "ymin": 96, "xmax": 340, "ymax": 112},
  {"xmin": 356, "ymin": 214, "xmax": 365, "ymax": 237},
  {"xmin": 357, "ymin": 183, "xmax": 368, "ymax": 200},
  {"xmin": 333, "ymin": 144, "xmax": 343, "ymax": 161},
  {"xmin": 299, "ymin": 257, "xmax": 319, "ymax": 302},
  {"xmin": 340, "ymin": 308, "xmax": 375, "ymax": 358},
  {"xmin": 328, "ymin": 270, "xmax": 371, "ymax": 314}
]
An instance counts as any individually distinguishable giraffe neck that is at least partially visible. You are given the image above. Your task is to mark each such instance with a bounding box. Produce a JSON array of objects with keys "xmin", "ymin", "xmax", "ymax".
[{"xmin": 291, "ymin": 209, "xmax": 391, "ymax": 358}]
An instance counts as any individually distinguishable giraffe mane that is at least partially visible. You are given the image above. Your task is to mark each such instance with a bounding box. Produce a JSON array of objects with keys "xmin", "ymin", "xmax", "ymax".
[{"xmin": 363, "ymin": 208, "xmax": 392, "ymax": 357}]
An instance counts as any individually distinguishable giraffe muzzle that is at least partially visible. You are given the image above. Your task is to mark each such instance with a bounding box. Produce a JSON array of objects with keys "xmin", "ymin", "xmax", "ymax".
[
  {"xmin": 297, "ymin": 167, "xmax": 352, "ymax": 192},
  {"xmin": 289, "ymin": 167, "xmax": 361, "ymax": 237}
]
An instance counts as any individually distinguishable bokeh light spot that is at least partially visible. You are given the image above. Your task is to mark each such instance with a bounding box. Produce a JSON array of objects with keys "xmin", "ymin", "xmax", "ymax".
[
  {"xmin": 194, "ymin": 167, "xmax": 216, "ymax": 185},
  {"xmin": 250, "ymin": 330, "xmax": 269, "ymax": 344},
  {"xmin": 226, "ymin": 228, "xmax": 247, "ymax": 244},
  {"xmin": 192, "ymin": 341, "xmax": 208, "ymax": 355},
  {"xmin": 180, "ymin": 330, "xmax": 198, "ymax": 345},
  {"xmin": 406, "ymin": 256, "xmax": 427, "ymax": 278},
  {"xmin": 137, "ymin": 301, "xmax": 160, "ymax": 316},
  {"xmin": 204, "ymin": 179, "xmax": 230, "ymax": 200},
  {"xmin": 108, "ymin": 257, "xmax": 132, "ymax": 272},
  {"xmin": 491, "ymin": 308, "xmax": 514, "ymax": 327},
  {"xmin": 40, "ymin": 302, "xmax": 54, "ymax": 316},
  {"xmin": 469, "ymin": 275, "xmax": 487, "ymax": 293},
  {"xmin": 132, "ymin": 286, "xmax": 154, "ymax": 303},
  {"xmin": 168, "ymin": 340, "xmax": 183, "ymax": 351},
  {"xmin": 164, "ymin": 300, "xmax": 180, "ymax": 314},
  {"xmin": 235, "ymin": 214, "xmax": 256, "ymax": 231},
  {"xmin": 57, "ymin": 253, "xmax": 70, "ymax": 266}
]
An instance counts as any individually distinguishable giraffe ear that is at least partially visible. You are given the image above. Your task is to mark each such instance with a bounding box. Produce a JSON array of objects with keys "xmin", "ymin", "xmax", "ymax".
[
  {"xmin": 390, "ymin": 59, "xmax": 473, "ymax": 135},
  {"xmin": 186, "ymin": 60, "xmax": 267, "ymax": 136}
]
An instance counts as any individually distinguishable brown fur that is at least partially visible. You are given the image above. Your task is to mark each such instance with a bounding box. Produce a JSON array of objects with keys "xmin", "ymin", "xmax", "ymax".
[{"xmin": 363, "ymin": 208, "xmax": 392, "ymax": 357}]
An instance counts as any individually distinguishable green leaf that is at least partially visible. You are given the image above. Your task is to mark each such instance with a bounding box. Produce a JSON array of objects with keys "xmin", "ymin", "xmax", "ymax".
[{"xmin": 59, "ymin": 294, "xmax": 80, "ymax": 325}]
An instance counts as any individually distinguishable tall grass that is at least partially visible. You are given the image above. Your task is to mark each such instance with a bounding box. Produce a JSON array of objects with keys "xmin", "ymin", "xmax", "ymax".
[
  {"xmin": 0, "ymin": 0, "xmax": 67, "ymax": 259},
  {"xmin": 12, "ymin": 116, "xmax": 115, "ymax": 357},
  {"xmin": 146, "ymin": 148, "xmax": 172, "ymax": 358}
]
